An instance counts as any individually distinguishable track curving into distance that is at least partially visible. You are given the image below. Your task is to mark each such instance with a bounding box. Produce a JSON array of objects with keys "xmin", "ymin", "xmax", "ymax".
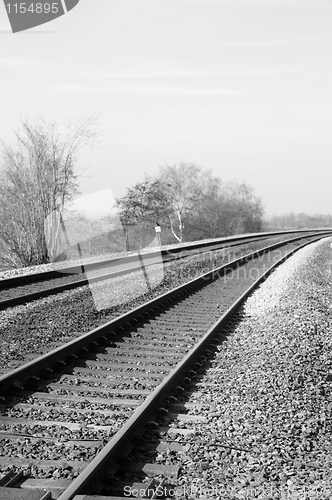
[
  {"xmin": 0, "ymin": 232, "xmax": 330, "ymax": 500},
  {"xmin": 0, "ymin": 230, "xmax": 325, "ymax": 310}
]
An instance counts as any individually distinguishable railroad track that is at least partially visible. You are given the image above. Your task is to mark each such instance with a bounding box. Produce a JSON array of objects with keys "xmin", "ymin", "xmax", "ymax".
[
  {"xmin": 0, "ymin": 232, "xmax": 330, "ymax": 500},
  {"xmin": 0, "ymin": 230, "xmax": 321, "ymax": 310}
]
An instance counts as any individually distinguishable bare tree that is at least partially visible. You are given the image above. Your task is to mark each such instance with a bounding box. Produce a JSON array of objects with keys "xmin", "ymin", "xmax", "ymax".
[
  {"xmin": 0, "ymin": 115, "xmax": 100, "ymax": 268},
  {"xmin": 219, "ymin": 181, "xmax": 264, "ymax": 234},
  {"xmin": 178, "ymin": 179, "xmax": 264, "ymax": 239},
  {"xmin": 158, "ymin": 162, "xmax": 219, "ymax": 243}
]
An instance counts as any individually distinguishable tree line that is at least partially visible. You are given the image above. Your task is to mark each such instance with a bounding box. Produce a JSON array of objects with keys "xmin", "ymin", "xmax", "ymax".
[
  {"xmin": 265, "ymin": 212, "xmax": 332, "ymax": 230},
  {"xmin": 0, "ymin": 117, "xmax": 264, "ymax": 268},
  {"xmin": 116, "ymin": 163, "xmax": 264, "ymax": 250}
]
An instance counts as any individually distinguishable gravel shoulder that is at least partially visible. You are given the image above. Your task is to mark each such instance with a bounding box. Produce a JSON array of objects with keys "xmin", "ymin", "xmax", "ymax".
[{"xmin": 171, "ymin": 236, "xmax": 332, "ymax": 499}]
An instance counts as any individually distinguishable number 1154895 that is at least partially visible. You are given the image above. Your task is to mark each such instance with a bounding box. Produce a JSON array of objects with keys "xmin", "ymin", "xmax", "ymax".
[{"xmin": 5, "ymin": 2, "xmax": 59, "ymax": 14}]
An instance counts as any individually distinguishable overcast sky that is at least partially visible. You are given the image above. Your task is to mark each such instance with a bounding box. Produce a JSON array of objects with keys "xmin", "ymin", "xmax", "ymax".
[{"xmin": 0, "ymin": 0, "xmax": 331, "ymax": 217}]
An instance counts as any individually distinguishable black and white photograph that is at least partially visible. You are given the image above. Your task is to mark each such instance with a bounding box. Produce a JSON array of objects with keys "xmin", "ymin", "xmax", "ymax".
[{"xmin": 0, "ymin": 1, "xmax": 332, "ymax": 498}]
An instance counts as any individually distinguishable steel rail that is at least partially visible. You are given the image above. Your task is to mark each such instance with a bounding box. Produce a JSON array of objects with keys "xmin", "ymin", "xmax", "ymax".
[
  {"xmin": 0, "ymin": 229, "xmax": 327, "ymax": 289},
  {"xmin": 55, "ymin": 234, "xmax": 331, "ymax": 499},
  {"xmin": 0, "ymin": 232, "xmax": 330, "ymax": 499},
  {"xmin": 0, "ymin": 234, "xmax": 273, "ymax": 309},
  {"xmin": 1, "ymin": 231, "xmax": 330, "ymax": 395}
]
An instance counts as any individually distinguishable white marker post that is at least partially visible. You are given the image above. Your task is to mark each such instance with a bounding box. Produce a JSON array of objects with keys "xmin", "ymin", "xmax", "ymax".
[{"xmin": 155, "ymin": 223, "xmax": 161, "ymax": 247}]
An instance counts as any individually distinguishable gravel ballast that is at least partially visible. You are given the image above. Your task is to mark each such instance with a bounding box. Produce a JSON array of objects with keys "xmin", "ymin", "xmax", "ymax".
[
  {"xmin": 0, "ymin": 236, "xmax": 299, "ymax": 374},
  {"xmin": 159, "ymin": 237, "xmax": 332, "ymax": 499},
  {"xmin": 0, "ymin": 236, "xmax": 330, "ymax": 494},
  {"xmin": 0, "ymin": 243, "xmax": 299, "ymax": 481}
]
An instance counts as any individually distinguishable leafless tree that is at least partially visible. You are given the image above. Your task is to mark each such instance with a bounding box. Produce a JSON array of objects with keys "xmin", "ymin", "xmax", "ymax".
[
  {"xmin": 158, "ymin": 162, "xmax": 218, "ymax": 243},
  {"xmin": 167, "ymin": 175, "xmax": 264, "ymax": 240},
  {"xmin": 0, "ymin": 115, "xmax": 100, "ymax": 268}
]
